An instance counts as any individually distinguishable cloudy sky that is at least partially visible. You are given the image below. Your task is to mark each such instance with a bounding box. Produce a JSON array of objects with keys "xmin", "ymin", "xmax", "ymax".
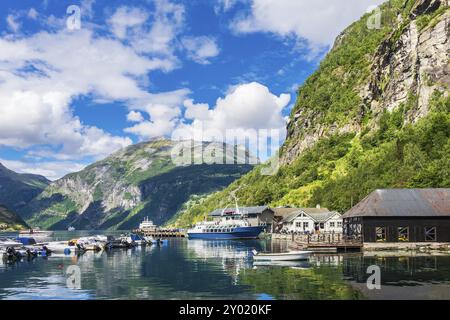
[{"xmin": 0, "ymin": 0, "xmax": 385, "ymax": 180}]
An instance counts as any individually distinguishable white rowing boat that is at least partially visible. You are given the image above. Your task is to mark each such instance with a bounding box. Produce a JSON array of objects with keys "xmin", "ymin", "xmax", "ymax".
[{"xmin": 251, "ymin": 249, "xmax": 312, "ymax": 261}]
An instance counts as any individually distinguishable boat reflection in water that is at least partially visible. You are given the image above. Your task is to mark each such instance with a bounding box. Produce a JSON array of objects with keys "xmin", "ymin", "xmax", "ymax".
[{"xmin": 186, "ymin": 239, "xmax": 259, "ymax": 284}]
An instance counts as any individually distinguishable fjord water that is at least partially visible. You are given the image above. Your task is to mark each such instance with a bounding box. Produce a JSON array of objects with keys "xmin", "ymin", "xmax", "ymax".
[{"xmin": 1, "ymin": 232, "xmax": 450, "ymax": 300}]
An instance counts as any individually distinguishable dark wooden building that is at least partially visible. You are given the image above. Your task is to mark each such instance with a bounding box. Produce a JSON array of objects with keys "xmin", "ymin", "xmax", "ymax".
[{"xmin": 342, "ymin": 189, "xmax": 450, "ymax": 243}]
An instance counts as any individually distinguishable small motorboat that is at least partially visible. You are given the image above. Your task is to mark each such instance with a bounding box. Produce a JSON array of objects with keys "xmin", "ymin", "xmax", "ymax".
[
  {"xmin": 19, "ymin": 228, "xmax": 53, "ymax": 242},
  {"xmin": 76, "ymin": 236, "xmax": 108, "ymax": 251},
  {"xmin": 128, "ymin": 234, "xmax": 148, "ymax": 246},
  {"xmin": 251, "ymin": 249, "xmax": 312, "ymax": 261},
  {"xmin": 68, "ymin": 226, "xmax": 76, "ymax": 231},
  {"xmin": 19, "ymin": 228, "xmax": 53, "ymax": 237},
  {"xmin": 0, "ymin": 237, "xmax": 23, "ymax": 249},
  {"xmin": 253, "ymin": 260, "xmax": 312, "ymax": 269},
  {"xmin": 42, "ymin": 241, "xmax": 85, "ymax": 255}
]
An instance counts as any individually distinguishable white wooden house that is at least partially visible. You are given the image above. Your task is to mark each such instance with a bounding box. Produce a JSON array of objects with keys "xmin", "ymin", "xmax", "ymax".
[{"xmin": 278, "ymin": 208, "xmax": 343, "ymax": 233}]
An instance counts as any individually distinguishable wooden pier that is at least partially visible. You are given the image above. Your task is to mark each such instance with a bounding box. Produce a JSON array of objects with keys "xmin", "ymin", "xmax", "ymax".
[
  {"xmin": 274, "ymin": 233, "xmax": 363, "ymax": 253},
  {"xmin": 133, "ymin": 229, "xmax": 186, "ymax": 238}
]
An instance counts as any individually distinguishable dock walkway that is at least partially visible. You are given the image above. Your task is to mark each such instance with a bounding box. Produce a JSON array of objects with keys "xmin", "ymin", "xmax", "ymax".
[
  {"xmin": 133, "ymin": 229, "xmax": 186, "ymax": 238},
  {"xmin": 273, "ymin": 233, "xmax": 363, "ymax": 253}
]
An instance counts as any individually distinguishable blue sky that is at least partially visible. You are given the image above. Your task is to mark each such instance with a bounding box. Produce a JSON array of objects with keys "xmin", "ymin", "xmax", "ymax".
[{"xmin": 0, "ymin": 0, "xmax": 384, "ymax": 179}]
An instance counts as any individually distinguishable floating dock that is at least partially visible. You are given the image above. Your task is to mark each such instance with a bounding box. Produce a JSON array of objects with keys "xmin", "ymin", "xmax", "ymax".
[
  {"xmin": 274, "ymin": 233, "xmax": 363, "ymax": 253},
  {"xmin": 133, "ymin": 229, "xmax": 186, "ymax": 238}
]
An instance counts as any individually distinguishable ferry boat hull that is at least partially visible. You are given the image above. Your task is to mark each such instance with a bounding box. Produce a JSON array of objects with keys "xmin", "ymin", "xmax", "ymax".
[{"xmin": 187, "ymin": 226, "xmax": 265, "ymax": 240}]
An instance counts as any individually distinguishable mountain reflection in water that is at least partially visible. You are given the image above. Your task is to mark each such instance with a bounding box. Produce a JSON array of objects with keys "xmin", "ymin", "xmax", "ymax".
[{"xmin": 1, "ymin": 233, "xmax": 450, "ymax": 300}]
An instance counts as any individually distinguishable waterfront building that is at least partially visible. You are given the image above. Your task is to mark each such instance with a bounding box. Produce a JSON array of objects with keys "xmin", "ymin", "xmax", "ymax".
[
  {"xmin": 342, "ymin": 189, "xmax": 450, "ymax": 243},
  {"xmin": 276, "ymin": 207, "xmax": 343, "ymax": 234}
]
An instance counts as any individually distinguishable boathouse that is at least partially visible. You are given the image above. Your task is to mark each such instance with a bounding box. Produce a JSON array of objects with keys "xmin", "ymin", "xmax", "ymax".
[
  {"xmin": 342, "ymin": 189, "xmax": 450, "ymax": 243},
  {"xmin": 209, "ymin": 206, "xmax": 275, "ymax": 232},
  {"xmin": 275, "ymin": 207, "xmax": 343, "ymax": 234}
]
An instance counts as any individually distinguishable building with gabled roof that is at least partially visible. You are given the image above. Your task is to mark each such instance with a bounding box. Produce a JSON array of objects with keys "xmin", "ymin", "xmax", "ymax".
[
  {"xmin": 277, "ymin": 207, "xmax": 342, "ymax": 233},
  {"xmin": 342, "ymin": 189, "xmax": 450, "ymax": 242}
]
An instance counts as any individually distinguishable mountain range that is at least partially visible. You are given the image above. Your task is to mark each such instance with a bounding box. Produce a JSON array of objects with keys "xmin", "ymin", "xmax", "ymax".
[{"xmin": 13, "ymin": 139, "xmax": 253, "ymax": 230}]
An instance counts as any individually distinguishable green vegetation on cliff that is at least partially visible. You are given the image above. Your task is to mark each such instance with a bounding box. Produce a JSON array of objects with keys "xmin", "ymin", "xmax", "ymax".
[
  {"xmin": 171, "ymin": 0, "xmax": 450, "ymax": 227},
  {"xmin": 0, "ymin": 205, "xmax": 29, "ymax": 231}
]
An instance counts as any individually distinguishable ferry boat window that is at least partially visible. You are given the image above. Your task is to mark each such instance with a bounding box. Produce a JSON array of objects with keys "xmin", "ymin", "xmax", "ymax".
[
  {"xmin": 376, "ymin": 227, "xmax": 386, "ymax": 242},
  {"xmin": 398, "ymin": 227, "xmax": 409, "ymax": 242},
  {"xmin": 425, "ymin": 227, "xmax": 437, "ymax": 241}
]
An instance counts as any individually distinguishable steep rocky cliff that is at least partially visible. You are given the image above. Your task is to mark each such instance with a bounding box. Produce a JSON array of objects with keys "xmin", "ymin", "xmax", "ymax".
[
  {"xmin": 281, "ymin": 0, "xmax": 449, "ymax": 164},
  {"xmin": 172, "ymin": 0, "xmax": 449, "ymax": 227},
  {"xmin": 22, "ymin": 139, "xmax": 253, "ymax": 230}
]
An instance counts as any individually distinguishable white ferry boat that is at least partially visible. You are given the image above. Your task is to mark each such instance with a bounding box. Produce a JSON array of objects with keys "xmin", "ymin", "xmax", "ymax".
[
  {"xmin": 139, "ymin": 217, "xmax": 157, "ymax": 231},
  {"xmin": 187, "ymin": 210, "xmax": 266, "ymax": 240}
]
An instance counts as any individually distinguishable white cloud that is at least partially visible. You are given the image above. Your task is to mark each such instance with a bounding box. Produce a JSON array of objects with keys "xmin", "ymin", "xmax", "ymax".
[
  {"xmin": 81, "ymin": 0, "xmax": 96, "ymax": 19},
  {"xmin": 108, "ymin": 0, "xmax": 185, "ymax": 61},
  {"xmin": 230, "ymin": 0, "xmax": 386, "ymax": 47},
  {"xmin": 182, "ymin": 36, "xmax": 220, "ymax": 64},
  {"xmin": 0, "ymin": 158, "xmax": 86, "ymax": 181},
  {"xmin": 27, "ymin": 8, "xmax": 39, "ymax": 20},
  {"xmin": 0, "ymin": 25, "xmax": 182, "ymax": 160},
  {"xmin": 124, "ymin": 89, "xmax": 190, "ymax": 140},
  {"xmin": 108, "ymin": 6, "xmax": 149, "ymax": 39},
  {"xmin": 214, "ymin": 0, "xmax": 241, "ymax": 13},
  {"xmin": 178, "ymin": 82, "xmax": 290, "ymax": 139},
  {"xmin": 127, "ymin": 111, "xmax": 145, "ymax": 122},
  {"xmin": 6, "ymin": 14, "xmax": 21, "ymax": 32},
  {"xmin": 183, "ymin": 99, "xmax": 211, "ymax": 121}
]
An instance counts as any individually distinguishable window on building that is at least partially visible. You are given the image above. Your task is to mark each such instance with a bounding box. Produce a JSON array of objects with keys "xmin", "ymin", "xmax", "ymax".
[
  {"xmin": 304, "ymin": 222, "xmax": 309, "ymax": 228},
  {"xmin": 296, "ymin": 222, "xmax": 302, "ymax": 228},
  {"xmin": 319, "ymin": 223, "xmax": 324, "ymax": 229},
  {"xmin": 329, "ymin": 222, "xmax": 335, "ymax": 228},
  {"xmin": 425, "ymin": 227, "xmax": 437, "ymax": 242},
  {"xmin": 337, "ymin": 221, "xmax": 342, "ymax": 227},
  {"xmin": 376, "ymin": 227, "xmax": 386, "ymax": 242},
  {"xmin": 398, "ymin": 227, "xmax": 409, "ymax": 242}
]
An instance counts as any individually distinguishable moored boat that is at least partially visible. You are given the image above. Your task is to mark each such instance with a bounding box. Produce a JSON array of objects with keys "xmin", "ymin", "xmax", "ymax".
[
  {"xmin": 19, "ymin": 228, "xmax": 53, "ymax": 237},
  {"xmin": 19, "ymin": 228, "xmax": 53, "ymax": 242},
  {"xmin": 42, "ymin": 241, "xmax": 85, "ymax": 254},
  {"xmin": 187, "ymin": 190, "xmax": 267, "ymax": 240},
  {"xmin": 251, "ymin": 249, "xmax": 312, "ymax": 261},
  {"xmin": 187, "ymin": 209, "xmax": 266, "ymax": 240},
  {"xmin": 139, "ymin": 217, "xmax": 157, "ymax": 231},
  {"xmin": 0, "ymin": 237, "xmax": 23, "ymax": 248}
]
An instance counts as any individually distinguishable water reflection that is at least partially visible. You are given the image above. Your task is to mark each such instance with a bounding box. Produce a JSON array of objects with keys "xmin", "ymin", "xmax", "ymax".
[{"xmin": 2, "ymin": 234, "xmax": 450, "ymax": 300}]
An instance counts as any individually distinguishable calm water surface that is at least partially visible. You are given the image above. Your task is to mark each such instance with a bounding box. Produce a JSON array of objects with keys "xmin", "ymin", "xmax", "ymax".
[{"xmin": 2, "ymin": 231, "xmax": 450, "ymax": 300}]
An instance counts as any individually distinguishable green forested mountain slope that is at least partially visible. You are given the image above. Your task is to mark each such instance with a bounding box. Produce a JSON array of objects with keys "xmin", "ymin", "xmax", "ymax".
[
  {"xmin": 171, "ymin": 0, "xmax": 450, "ymax": 227},
  {"xmin": 0, "ymin": 205, "xmax": 29, "ymax": 231},
  {"xmin": 0, "ymin": 162, "xmax": 49, "ymax": 212}
]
